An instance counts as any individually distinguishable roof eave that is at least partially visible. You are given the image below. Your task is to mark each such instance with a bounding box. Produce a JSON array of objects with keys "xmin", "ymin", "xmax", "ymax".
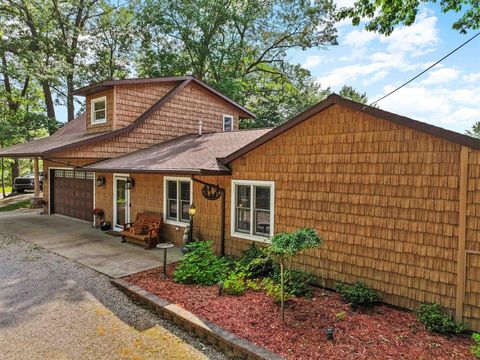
[{"xmin": 82, "ymin": 167, "xmax": 231, "ymax": 175}]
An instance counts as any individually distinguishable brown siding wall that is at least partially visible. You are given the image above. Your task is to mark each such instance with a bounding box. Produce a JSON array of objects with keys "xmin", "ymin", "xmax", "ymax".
[
  {"xmin": 86, "ymin": 90, "xmax": 114, "ymax": 134},
  {"xmin": 227, "ymin": 104, "xmax": 463, "ymax": 314},
  {"xmin": 55, "ymin": 82, "xmax": 243, "ymax": 159}
]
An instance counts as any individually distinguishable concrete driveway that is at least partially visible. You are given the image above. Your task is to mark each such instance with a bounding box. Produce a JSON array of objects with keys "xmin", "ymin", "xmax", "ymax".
[{"xmin": 0, "ymin": 210, "xmax": 182, "ymax": 278}]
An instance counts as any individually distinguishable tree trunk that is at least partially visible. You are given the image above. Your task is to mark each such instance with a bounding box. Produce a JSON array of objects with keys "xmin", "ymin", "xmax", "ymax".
[
  {"xmin": 11, "ymin": 160, "xmax": 19, "ymax": 192},
  {"xmin": 1, "ymin": 141, "xmax": 5, "ymax": 198},
  {"xmin": 66, "ymin": 72, "xmax": 75, "ymax": 122},
  {"xmin": 42, "ymin": 82, "xmax": 56, "ymax": 120},
  {"xmin": 280, "ymin": 257, "xmax": 285, "ymax": 323}
]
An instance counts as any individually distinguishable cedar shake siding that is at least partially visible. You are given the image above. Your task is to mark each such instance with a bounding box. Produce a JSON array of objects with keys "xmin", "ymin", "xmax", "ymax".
[
  {"xmin": 86, "ymin": 89, "xmax": 115, "ymax": 133},
  {"xmin": 50, "ymin": 81, "xmax": 245, "ymax": 159},
  {"xmin": 225, "ymin": 103, "xmax": 471, "ymax": 322}
]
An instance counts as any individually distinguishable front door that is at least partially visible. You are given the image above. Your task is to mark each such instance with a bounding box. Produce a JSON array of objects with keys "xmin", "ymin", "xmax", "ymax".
[{"xmin": 114, "ymin": 175, "xmax": 130, "ymax": 230}]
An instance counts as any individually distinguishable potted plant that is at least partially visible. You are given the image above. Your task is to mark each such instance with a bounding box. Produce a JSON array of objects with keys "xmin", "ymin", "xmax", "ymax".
[{"xmin": 92, "ymin": 208, "xmax": 104, "ymax": 228}]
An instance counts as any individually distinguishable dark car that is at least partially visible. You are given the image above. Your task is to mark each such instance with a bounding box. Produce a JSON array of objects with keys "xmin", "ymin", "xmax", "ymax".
[{"xmin": 13, "ymin": 173, "xmax": 43, "ymax": 193}]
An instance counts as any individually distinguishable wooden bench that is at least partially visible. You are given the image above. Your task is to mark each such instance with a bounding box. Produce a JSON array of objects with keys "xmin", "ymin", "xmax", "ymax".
[{"xmin": 120, "ymin": 213, "xmax": 162, "ymax": 250}]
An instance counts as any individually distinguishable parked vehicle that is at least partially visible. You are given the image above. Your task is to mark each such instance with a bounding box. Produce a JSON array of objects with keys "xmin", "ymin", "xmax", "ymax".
[{"xmin": 13, "ymin": 172, "xmax": 43, "ymax": 193}]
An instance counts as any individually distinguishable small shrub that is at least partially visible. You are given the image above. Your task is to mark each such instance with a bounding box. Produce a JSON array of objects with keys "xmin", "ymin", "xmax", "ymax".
[
  {"xmin": 223, "ymin": 272, "xmax": 247, "ymax": 295},
  {"xmin": 262, "ymin": 278, "xmax": 293, "ymax": 303},
  {"xmin": 236, "ymin": 243, "xmax": 274, "ymax": 278},
  {"xmin": 416, "ymin": 303, "xmax": 468, "ymax": 334},
  {"xmin": 472, "ymin": 333, "xmax": 480, "ymax": 358},
  {"xmin": 246, "ymin": 279, "xmax": 261, "ymax": 291},
  {"xmin": 335, "ymin": 311, "xmax": 347, "ymax": 321},
  {"xmin": 173, "ymin": 241, "xmax": 229, "ymax": 285},
  {"xmin": 336, "ymin": 282, "xmax": 379, "ymax": 307},
  {"xmin": 271, "ymin": 267, "xmax": 314, "ymax": 297}
]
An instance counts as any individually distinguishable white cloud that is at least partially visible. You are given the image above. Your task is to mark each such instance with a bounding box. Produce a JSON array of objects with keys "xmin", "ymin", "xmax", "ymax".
[
  {"xmin": 303, "ymin": 55, "xmax": 324, "ymax": 69},
  {"xmin": 421, "ymin": 67, "xmax": 459, "ymax": 85},
  {"xmin": 463, "ymin": 72, "xmax": 480, "ymax": 82}
]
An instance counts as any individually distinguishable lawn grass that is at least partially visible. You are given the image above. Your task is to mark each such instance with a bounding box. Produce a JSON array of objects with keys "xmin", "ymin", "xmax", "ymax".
[
  {"xmin": 1, "ymin": 186, "xmax": 12, "ymax": 194},
  {"xmin": 0, "ymin": 199, "xmax": 31, "ymax": 212}
]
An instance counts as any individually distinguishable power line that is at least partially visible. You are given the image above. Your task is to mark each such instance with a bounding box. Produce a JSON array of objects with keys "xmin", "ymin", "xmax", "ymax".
[{"xmin": 368, "ymin": 31, "xmax": 480, "ymax": 107}]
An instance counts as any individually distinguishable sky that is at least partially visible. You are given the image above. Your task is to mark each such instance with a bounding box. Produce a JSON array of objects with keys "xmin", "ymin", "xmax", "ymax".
[
  {"xmin": 288, "ymin": 1, "xmax": 480, "ymax": 133},
  {"xmin": 58, "ymin": 2, "xmax": 479, "ymax": 134}
]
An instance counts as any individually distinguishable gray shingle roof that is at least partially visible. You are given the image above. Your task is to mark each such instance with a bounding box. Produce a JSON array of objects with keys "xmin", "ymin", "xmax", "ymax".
[{"xmin": 85, "ymin": 129, "xmax": 271, "ymax": 174}]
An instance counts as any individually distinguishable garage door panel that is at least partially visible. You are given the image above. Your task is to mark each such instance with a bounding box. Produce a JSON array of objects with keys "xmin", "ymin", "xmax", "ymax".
[{"xmin": 51, "ymin": 170, "xmax": 93, "ymax": 221}]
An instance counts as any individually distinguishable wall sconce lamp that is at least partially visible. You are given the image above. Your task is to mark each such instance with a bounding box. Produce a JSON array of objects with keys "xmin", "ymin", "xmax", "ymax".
[
  {"xmin": 125, "ymin": 177, "xmax": 134, "ymax": 190},
  {"xmin": 96, "ymin": 175, "xmax": 105, "ymax": 187}
]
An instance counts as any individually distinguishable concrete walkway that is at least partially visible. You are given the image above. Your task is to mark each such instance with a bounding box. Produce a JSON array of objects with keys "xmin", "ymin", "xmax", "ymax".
[{"xmin": 0, "ymin": 210, "xmax": 182, "ymax": 278}]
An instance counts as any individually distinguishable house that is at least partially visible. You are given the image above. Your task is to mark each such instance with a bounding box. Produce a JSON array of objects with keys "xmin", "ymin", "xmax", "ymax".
[{"xmin": 2, "ymin": 76, "xmax": 480, "ymax": 331}]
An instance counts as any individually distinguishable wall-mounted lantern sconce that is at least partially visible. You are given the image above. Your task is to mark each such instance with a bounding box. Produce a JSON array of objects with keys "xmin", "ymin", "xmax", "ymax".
[
  {"xmin": 96, "ymin": 175, "xmax": 105, "ymax": 187},
  {"xmin": 125, "ymin": 177, "xmax": 134, "ymax": 190}
]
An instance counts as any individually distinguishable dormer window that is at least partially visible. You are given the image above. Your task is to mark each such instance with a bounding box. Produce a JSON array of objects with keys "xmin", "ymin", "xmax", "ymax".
[
  {"xmin": 91, "ymin": 96, "xmax": 107, "ymax": 124},
  {"xmin": 223, "ymin": 115, "xmax": 233, "ymax": 132}
]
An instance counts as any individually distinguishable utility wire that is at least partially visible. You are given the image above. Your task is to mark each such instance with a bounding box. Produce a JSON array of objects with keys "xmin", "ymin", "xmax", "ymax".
[{"xmin": 368, "ymin": 31, "xmax": 480, "ymax": 107}]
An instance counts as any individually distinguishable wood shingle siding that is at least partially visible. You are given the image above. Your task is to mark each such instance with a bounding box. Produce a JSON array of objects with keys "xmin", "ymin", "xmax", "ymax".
[
  {"xmin": 85, "ymin": 89, "xmax": 115, "ymax": 133},
  {"xmin": 228, "ymin": 104, "xmax": 462, "ymax": 313}
]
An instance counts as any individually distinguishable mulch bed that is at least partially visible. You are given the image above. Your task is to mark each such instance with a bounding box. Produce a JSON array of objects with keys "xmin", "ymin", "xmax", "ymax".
[{"xmin": 126, "ymin": 265, "xmax": 475, "ymax": 360}]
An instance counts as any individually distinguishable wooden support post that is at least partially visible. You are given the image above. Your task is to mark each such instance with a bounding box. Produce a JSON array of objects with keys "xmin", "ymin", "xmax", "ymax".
[
  {"xmin": 33, "ymin": 157, "xmax": 40, "ymax": 198},
  {"xmin": 456, "ymin": 146, "xmax": 468, "ymax": 322}
]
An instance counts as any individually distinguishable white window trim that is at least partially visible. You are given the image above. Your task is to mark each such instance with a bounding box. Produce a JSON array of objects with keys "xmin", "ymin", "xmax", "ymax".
[
  {"xmin": 231, "ymin": 179, "xmax": 275, "ymax": 242},
  {"xmin": 163, "ymin": 176, "xmax": 193, "ymax": 227},
  {"xmin": 91, "ymin": 96, "xmax": 107, "ymax": 125},
  {"xmin": 113, "ymin": 173, "xmax": 130, "ymax": 231},
  {"xmin": 223, "ymin": 114, "xmax": 234, "ymax": 132}
]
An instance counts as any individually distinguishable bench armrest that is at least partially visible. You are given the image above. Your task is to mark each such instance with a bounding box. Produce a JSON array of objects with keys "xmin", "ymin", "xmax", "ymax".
[{"xmin": 124, "ymin": 222, "xmax": 135, "ymax": 229}]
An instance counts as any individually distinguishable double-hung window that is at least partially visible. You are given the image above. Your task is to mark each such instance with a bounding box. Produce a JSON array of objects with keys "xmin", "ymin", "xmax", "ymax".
[
  {"xmin": 223, "ymin": 115, "xmax": 233, "ymax": 132},
  {"xmin": 232, "ymin": 180, "xmax": 274, "ymax": 241},
  {"xmin": 164, "ymin": 177, "xmax": 192, "ymax": 225},
  {"xmin": 91, "ymin": 96, "xmax": 107, "ymax": 124}
]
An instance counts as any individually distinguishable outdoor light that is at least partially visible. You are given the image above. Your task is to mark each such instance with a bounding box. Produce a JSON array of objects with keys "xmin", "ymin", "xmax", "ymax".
[
  {"xmin": 96, "ymin": 175, "xmax": 105, "ymax": 187},
  {"xmin": 125, "ymin": 177, "xmax": 134, "ymax": 190},
  {"xmin": 325, "ymin": 327, "xmax": 334, "ymax": 340},
  {"xmin": 188, "ymin": 203, "xmax": 197, "ymax": 217}
]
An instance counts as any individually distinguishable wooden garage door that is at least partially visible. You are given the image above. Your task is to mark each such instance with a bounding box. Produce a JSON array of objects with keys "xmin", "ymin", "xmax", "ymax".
[{"xmin": 51, "ymin": 169, "xmax": 94, "ymax": 221}]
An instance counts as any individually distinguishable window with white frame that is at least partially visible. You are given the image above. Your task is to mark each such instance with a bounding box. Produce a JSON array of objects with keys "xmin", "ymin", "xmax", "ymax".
[
  {"xmin": 91, "ymin": 96, "xmax": 107, "ymax": 124},
  {"xmin": 232, "ymin": 180, "xmax": 274, "ymax": 241},
  {"xmin": 164, "ymin": 177, "xmax": 192, "ymax": 225},
  {"xmin": 223, "ymin": 115, "xmax": 233, "ymax": 132}
]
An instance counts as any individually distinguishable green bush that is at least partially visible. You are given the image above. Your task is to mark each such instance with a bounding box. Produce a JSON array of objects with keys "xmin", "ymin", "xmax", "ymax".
[
  {"xmin": 271, "ymin": 267, "xmax": 314, "ymax": 297},
  {"xmin": 173, "ymin": 241, "xmax": 229, "ymax": 285},
  {"xmin": 416, "ymin": 303, "xmax": 468, "ymax": 334},
  {"xmin": 472, "ymin": 333, "xmax": 480, "ymax": 358},
  {"xmin": 223, "ymin": 272, "xmax": 247, "ymax": 295},
  {"xmin": 262, "ymin": 278, "xmax": 293, "ymax": 303},
  {"xmin": 336, "ymin": 282, "xmax": 379, "ymax": 307},
  {"xmin": 236, "ymin": 243, "xmax": 274, "ymax": 278}
]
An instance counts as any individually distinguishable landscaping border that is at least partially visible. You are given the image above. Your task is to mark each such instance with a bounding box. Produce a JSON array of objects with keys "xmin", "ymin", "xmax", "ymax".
[{"xmin": 112, "ymin": 278, "xmax": 284, "ymax": 360}]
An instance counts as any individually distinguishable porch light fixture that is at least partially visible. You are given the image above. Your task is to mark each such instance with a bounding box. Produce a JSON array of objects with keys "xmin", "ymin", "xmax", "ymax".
[
  {"xmin": 188, "ymin": 203, "xmax": 196, "ymax": 217},
  {"xmin": 96, "ymin": 175, "xmax": 105, "ymax": 187},
  {"xmin": 125, "ymin": 177, "xmax": 134, "ymax": 190}
]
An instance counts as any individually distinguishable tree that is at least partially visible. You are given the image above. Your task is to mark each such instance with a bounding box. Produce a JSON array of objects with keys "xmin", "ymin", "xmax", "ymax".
[
  {"xmin": 466, "ymin": 122, "xmax": 480, "ymax": 138},
  {"xmin": 268, "ymin": 228, "xmax": 322, "ymax": 322},
  {"xmin": 338, "ymin": 85, "xmax": 369, "ymax": 104},
  {"xmin": 336, "ymin": 0, "xmax": 480, "ymax": 35},
  {"xmin": 136, "ymin": 0, "xmax": 338, "ymax": 127}
]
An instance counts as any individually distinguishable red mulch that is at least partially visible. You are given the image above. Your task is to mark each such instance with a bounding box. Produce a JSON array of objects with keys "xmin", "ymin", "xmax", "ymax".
[{"xmin": 126, "ymin": 266, "xmax": 475, "ymax": 360}]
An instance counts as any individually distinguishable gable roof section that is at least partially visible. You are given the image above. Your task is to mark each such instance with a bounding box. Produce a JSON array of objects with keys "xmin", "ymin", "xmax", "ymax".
[
  {"xmin": 73, "ymin": 75, "xmax": 255, "ymax": 119},
  {"xmin": 84, "ymin": 129, "xmax": 271, "ymax": 174},
  {"xmin": 0, "ymin": 113, "xmax": 109, "ymax": 158},
  {"xmin": 220, "ymin": 94, "xmax": 480, "ymax": 164}
]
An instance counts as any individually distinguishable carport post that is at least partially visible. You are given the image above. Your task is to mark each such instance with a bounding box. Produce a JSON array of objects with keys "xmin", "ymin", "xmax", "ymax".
[{"xmin": 33, "ymin": 157, "xmax": 40, "ymax": 198}]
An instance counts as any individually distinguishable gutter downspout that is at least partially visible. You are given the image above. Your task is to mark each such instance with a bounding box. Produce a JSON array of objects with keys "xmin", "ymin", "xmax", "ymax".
[{"xmin": 191, "ymin": 176, "xmax": 226, "ymax": 256}]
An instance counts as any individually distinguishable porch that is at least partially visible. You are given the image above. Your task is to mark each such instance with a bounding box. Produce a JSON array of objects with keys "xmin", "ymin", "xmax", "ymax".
[{"xmin": 0, "ymin": 210, "xmax": 183, "ymax": 278}]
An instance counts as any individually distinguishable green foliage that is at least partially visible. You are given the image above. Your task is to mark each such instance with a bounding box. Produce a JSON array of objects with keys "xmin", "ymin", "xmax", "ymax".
[
  {"xmin": 472, "ymin": 333, "xmax": 480, "ymax": 358},
  {"xmin": 236, "ymin": 243, "xmax": 274, "ymax": 278},
  {"xmin": 336, "ymin": 0, "xmax": 479, "ymax": 34},
  {"xmin": 271, "ymin": 267, "xmax": 314, "ymax": 298},
  {"xmin": 0, "ymin": 199, "xmax": 31, "ymax": 212},
  {"xmin": 335, "ymin": 311, "xmax": 347, "ymax": 321},
  {"xmin": 173, "ymin": 241, "xmax": 229, "ymax": 285},
  {"xmin": 246, "ymin": 279, "xmax": 261, "ymax": 291},
  {"xmin": 262, "ymin": 278, "xmax": 293, "ymax": 303},
  {"xmin": 336, "ymin": 282, "xmax": 380, "ymax": 307},
  {"xmin": 466, "ymin": 122, "xmax": 480, "ymax": 139},
  {"xmin": 269, "ymin": 228, "xmax": 322, "ymax": 257},
  {"xmin": 416, "ymin": 303, "xmax": 468, "ymax": 334},
  {"xmin": 223, "ymin": 272, "xmax": 247, "ymax": 296}
]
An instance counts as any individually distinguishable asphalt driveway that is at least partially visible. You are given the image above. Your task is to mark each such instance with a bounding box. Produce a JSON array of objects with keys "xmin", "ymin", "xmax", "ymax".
[
  {"xmin": 0, "ymin": 210, "xmax": 182, "ymax": 278},
  {"xmin": 0, "ymin": 232, "xmax": 226, "ymax": 360}
]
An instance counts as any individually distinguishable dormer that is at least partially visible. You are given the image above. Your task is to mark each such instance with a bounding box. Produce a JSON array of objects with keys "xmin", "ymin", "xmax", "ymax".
[{"xmin": 86, "ymin": 90, "xmax": 114, "ymax": 133}]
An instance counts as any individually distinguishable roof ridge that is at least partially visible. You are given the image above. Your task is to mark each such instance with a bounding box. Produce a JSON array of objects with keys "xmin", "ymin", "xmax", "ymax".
[
  {"xmin": 46, "ymin": 79, "xmax": 192, "ymax": 155},
  {"xmin": 220, "ymin": 94, "xmax": 480, "ymax": 164}
]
